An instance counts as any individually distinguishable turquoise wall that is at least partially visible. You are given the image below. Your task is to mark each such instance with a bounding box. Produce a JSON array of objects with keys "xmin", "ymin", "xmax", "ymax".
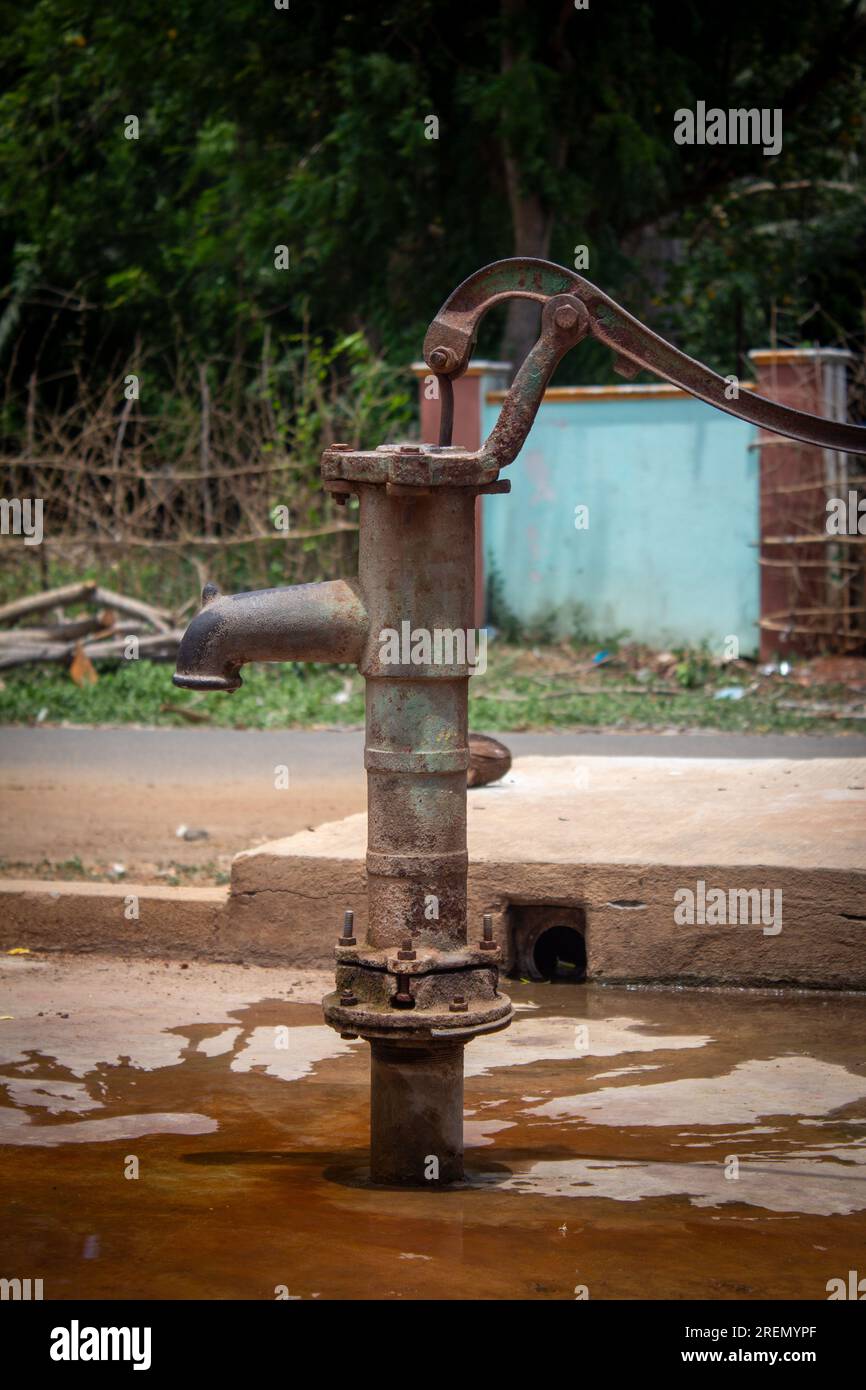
[{"xmin": 482, "ymin": 393, "xmax": 759, "ymax": 655}]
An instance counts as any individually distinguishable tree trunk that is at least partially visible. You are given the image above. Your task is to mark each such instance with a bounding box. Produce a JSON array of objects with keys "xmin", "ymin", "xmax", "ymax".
[
  {"xmin": 500, "ymin": 164, "xmax": 552, "ymax": 374},
  {"xmin": 499, "ymin": 0, "xmax": 564, "ymax": 376}
]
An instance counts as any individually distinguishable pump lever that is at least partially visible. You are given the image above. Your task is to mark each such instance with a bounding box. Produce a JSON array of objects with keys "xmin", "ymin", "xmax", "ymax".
[{"xmin": 423, "ymin": 257, "xmax": 866, "ymax": 468}]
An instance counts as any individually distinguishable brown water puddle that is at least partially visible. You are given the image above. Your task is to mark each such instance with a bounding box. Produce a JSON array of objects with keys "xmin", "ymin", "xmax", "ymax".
[{"xmin": 1, "ymin": 955, "xmax": 865, "ymax": 1300}]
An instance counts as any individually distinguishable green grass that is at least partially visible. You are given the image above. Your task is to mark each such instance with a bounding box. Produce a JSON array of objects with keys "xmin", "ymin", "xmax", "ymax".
[
  {"xmin": 1, "ymin": 644, "xmax": 864, "ymax": 735},
  {"xmin": 0, "ymin": 659, "xmax": 366, "ymax": 729}
]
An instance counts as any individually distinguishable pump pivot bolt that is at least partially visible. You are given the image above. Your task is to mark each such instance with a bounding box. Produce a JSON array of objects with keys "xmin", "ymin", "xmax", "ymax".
[
  {"xmin": 554, "ymin": 303, "xmax": 580, "ymax": 331},
  {"xmin": 429, "ymin": 347, "xmax": 456, "ymax": 373},
  {"xmin": 397, "ymin": 936, "xmax": 417, "ymax": 961},
  {"xmin": 449, "ymin": 995, "xmax": 468, "ymax": 1013}
]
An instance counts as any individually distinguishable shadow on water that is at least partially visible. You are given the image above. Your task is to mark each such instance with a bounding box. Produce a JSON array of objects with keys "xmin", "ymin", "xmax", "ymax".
[{"xmin": 182, "ymin": 1147, "xmax": 524, "ymax": 1190}]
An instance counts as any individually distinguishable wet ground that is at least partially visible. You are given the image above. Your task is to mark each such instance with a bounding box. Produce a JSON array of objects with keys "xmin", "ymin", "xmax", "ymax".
[{"xmin": 2, "ymin": 952, "xmax": 865, "ymax": 1300}]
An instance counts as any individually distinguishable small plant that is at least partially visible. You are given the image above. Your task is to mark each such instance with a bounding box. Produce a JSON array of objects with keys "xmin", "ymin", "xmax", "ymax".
[{"xmin": 674, "ymin": 647, "xmax": 713, "ymax": 689}]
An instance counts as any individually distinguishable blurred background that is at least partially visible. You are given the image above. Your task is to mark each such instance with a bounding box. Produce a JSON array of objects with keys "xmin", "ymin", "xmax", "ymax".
[{"xmin": 1, "ymin": 0, "xmax": 865, "ymax": 735}]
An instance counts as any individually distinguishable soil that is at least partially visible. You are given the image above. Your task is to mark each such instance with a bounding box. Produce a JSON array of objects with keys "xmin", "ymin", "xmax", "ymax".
[{"xmin": 0, "ymin": 774, "xmax": 365, "ymax": 884}]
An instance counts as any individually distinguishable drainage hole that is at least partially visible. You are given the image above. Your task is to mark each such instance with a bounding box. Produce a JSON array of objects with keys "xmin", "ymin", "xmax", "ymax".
[{"xmin": 533, "ymin": 925, "xmax": 587, "ymax": 982}]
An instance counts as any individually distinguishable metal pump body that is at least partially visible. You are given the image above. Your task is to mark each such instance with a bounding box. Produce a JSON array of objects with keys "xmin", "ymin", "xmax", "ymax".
[{"xmin": 174, "ymin": 258, "xmax": 866, "ymax": 1187}]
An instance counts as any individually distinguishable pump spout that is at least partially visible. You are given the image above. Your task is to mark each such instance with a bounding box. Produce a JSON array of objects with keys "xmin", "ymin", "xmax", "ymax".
[{"xmin": 173, "ymin": 578, "xmax": 368, "ymax": 692}]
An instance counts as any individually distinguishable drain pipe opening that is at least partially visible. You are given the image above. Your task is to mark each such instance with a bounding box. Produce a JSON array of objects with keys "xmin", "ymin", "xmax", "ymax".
[
  {"xmin": 533, "ymin": 925, "xmax": 587, "ymax": 982},
  {"xmin": 508, "ymin": 905, "xmax": 588, "ymax": 983}
]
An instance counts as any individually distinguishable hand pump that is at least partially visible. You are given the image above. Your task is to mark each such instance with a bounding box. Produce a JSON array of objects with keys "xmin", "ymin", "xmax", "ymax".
[{"xmin": 175, "ymin": 259, "xmax": 866, "ymax": 1185}]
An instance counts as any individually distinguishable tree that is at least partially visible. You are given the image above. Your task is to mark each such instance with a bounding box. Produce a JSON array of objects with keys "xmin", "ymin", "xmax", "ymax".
[{"xmin": 0, "ymin": 0, "xmax": 864, "ymax": 414}]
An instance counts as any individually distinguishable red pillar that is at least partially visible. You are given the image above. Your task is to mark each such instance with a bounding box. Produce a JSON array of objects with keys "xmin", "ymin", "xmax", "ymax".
[
  {"xmin": 412, "ymin": 360, "xmax": 511, "ymax": 626},
  {"xmin": 749, "ymin": 348, "xmax": 854, "ymax": 661}
]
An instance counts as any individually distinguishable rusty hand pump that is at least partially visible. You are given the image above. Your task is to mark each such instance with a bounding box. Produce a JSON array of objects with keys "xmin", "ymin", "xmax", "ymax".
[{"xmin": 174, "ymin": 259, "xmax": 866, "ymax": 1187}]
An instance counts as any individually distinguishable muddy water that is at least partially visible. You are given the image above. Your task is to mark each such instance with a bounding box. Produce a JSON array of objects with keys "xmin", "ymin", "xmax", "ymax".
[{"xmin": 1, "ymin": 955, "xmax": 865, "ymax": 1300}]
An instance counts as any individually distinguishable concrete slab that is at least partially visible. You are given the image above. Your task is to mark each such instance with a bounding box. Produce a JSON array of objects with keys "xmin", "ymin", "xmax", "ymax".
[
  {"xmin": 0, "ymin": 879, "xmax": 227, "ymax": 957},
  {"xmin": 230, "ymin": 756, "xmax": 866, "ymax": 988},
  {"xmin": 1, "ymin": 756, "xmax": 863, "ymax": 987}
]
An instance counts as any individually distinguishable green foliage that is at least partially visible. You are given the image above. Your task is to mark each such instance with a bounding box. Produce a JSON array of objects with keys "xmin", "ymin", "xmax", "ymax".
[
  {"xmin": 674, "ymin": 648, "xmax": 715, "ymax": 689},
  {"xmin": 0, "ymin": 657, "xmax": 367, "ymax": 729},
  {"xmin": 1, "ymin": 644, "xmax": 860, "ymax": 736},
  {"xmin": 0, "ymin": 0, "xmax": 863, "ymax": 408}
]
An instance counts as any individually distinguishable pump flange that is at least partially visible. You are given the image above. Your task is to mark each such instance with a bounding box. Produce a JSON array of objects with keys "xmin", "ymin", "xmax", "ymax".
[{"xmin": 324, "ymin": 938, "xmax": 513, "ymax": 1044}]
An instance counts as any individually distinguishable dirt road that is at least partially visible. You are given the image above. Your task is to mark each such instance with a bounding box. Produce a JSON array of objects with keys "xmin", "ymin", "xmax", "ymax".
[
  {"xmin": 2, "ymin": 726, "xmax": 863, "ymax": 884},
  {"xmin": 0, "ymin": 728, "xmax": 366, "ymax": 882}
]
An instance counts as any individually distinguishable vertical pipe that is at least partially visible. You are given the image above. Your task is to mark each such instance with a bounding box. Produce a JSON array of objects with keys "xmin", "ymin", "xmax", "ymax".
[
  {"xmin": 357, "ymin": 483, "xmax": 477, "ymax": 1181},
  {"xmin": 370, "ymin": 1041, "xmax": 464, "ymax": 1185},
  {"xmin": 358, "ymin": 485, "xmax": 476, "ymax": 950}
]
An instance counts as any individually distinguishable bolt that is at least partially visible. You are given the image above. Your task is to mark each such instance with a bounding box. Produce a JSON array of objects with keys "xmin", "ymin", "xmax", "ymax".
[
  {"xmin": 554, "ymin": 303, "xmax": 579, "ymax": 331},
  {"xmin": 340, "ymin": 1032, "xmax": 359, "ymax": 1040},
  {"xmin": 429, "ymin": 347, "xmax": 455, "ymax": 373},
  {"xmin": 340, "ymin": 990, "xmax": 357, "ymax": 1007},
  {"xmin": 480, "ymin": 912, "xmax": 497, "ymax": 951},
  {"xmin": 398, "ymin": 444, "xmax": 422, "ymax": 455},
  {"xmin": 332, "ymin": 442, "xmax": 351, "ymax": 451},
  {"xmin": 392, "ymin": 974, "xmax": 415, "ymax": 1009},
  {"xmin": 397, "ymin": 936, "xmax": 416, "ymax": 961},
  {"xmin": 449, "ymin": 995, "xmax": 468, "ymax": 1013},
  {"xmin": 340, "ymin": 909, "xmax": 356, "ymax": 947}
]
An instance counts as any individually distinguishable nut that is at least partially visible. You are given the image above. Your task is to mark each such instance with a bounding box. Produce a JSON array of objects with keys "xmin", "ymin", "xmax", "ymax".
[{"xmin": 428, "ymin": 347, "xmax": 456, "ymax": 373}]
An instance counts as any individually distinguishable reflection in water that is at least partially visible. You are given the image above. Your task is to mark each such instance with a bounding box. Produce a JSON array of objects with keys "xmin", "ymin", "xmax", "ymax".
[{"xmin": 1, "ymin": 955, "xmax": 865, "ymax": 1300}]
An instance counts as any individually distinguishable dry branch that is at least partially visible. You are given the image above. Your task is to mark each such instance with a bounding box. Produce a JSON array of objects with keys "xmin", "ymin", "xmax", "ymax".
[
  {"xmin": 92, "ymin": 586, "xmax": 172, "ymax": 631},
  {"xmin": 0, "ymin": 582, "xmax": 97, "ymax": 625},
  {"xmin": 32, "ymin": 522, "xmax": 359, "ymax": 548},
  {"xmin": 0, "ymin": 629, "xmax": 183, "ymax": 671}
]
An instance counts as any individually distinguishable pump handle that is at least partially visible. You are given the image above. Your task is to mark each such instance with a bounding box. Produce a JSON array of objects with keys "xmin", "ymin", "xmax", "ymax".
[{"xmin": 424, "ymin": 258, "xmax": 866, "ymax": 466}]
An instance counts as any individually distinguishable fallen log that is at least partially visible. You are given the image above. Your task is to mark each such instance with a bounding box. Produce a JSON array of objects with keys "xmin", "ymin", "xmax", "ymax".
[
  {"xmin": 92, "ymin": 587, "xmax": 173, "ymax": 632},
  {"xmin": 0, "ymin": 618, "xmax": 154, "ymax": 647},
  {"xmin": 0, "ymin": 641, "xmax": 71, "ymax": 669},
  {"xmin": 0, "ymin": 615, "xmax": 116, "ymax": 644},
  {"xmin": 83, "ymin": 631, "xmax": 182, "ymax": 659},
  {"xmin": 0, "ymin": 629, "xmax": 182, "ymax": 671},
  {"xmin": 0, "ymin": 582, "xmax": 97, "ymax": 626}
]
